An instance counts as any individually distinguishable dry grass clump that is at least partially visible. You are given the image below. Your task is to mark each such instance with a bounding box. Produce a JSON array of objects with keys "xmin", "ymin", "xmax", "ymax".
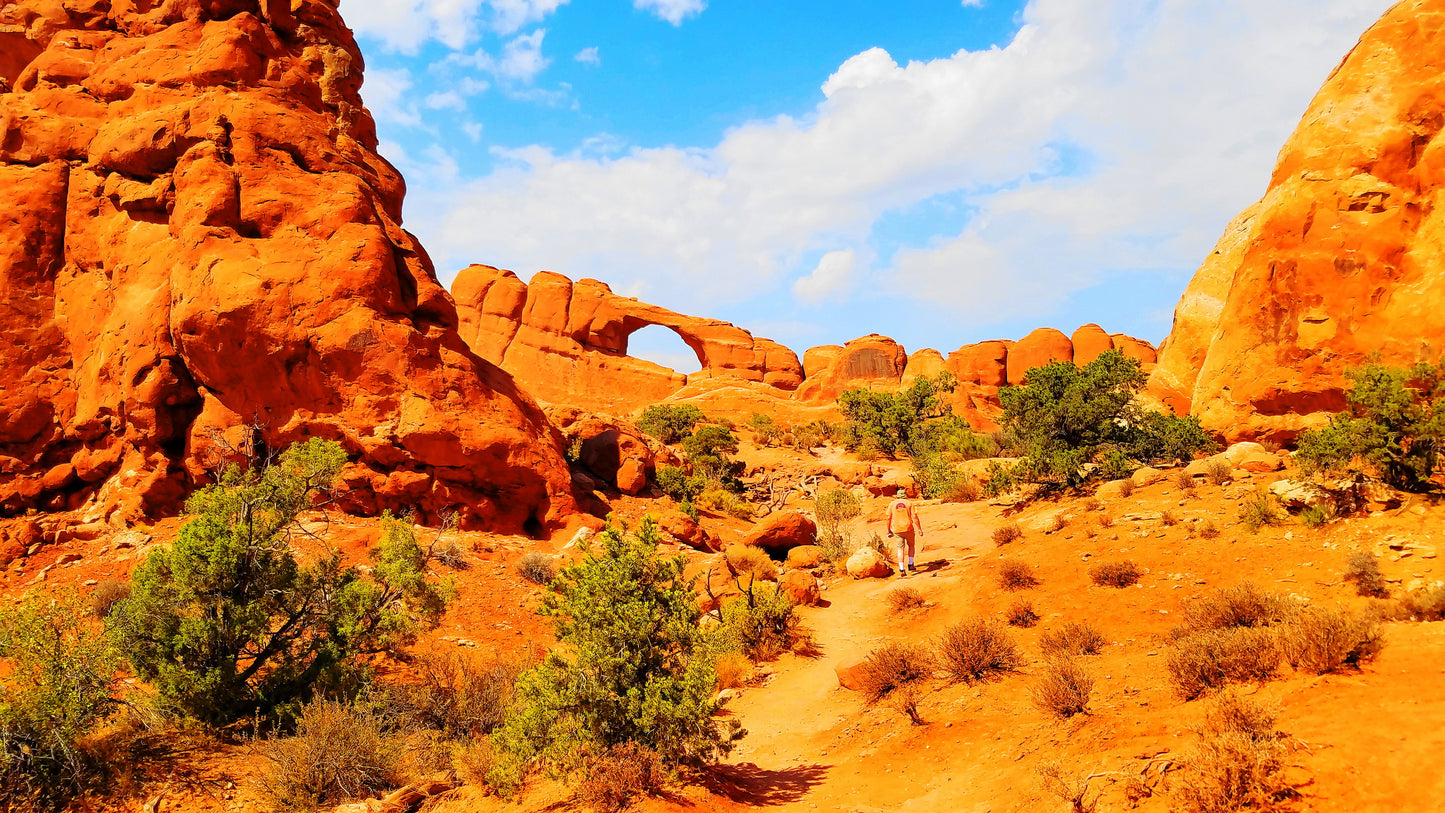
[
  {"xmin": 1036, "ymin": 760, "xmax": 1103, "ymax": 813},
  {"xmin": 1343, "ymin": 550, "xmax": 1389, "ymax": 598},
  {"xmin": 992, "ymin": 522, "xmax": 1024, "ymax": 546},
  {"xmin": 936, "ymin": 619, "xmax": 1020, "ymax": 684},
  {"xmin": 1005, "ymin": 599, "xmax": 1040, "ymax": 628},
  {"xmin": 89, "ymin": 579, "xmax": 131, "ymax": 619},
  {"xmin": 1205, "ymin": 459, "xmax": 1233, "ymax": 486},
  {"xmin": 259, "ymin": 700, "xmax": 402, "ymax": 812},
  {"xmin": 576, "ymin": 743, "xmax": 668, "ymax": 813},
  {"xmin": 516, "ymin": 551, "xmax": 558, "ymax": 585},
  {"xmin": 1238, "ymin": 490, "xmax": 1284, "ymax": 531},
  {"xmin": 1197, "ymin": 520, "xmax": 1220, "ymax": 539},
  {"xmin": 1084, "ymin": 497, "xmax": 1103, "ymax": 512},
  {"xmin": 1117, "ymin": 478, "xmax": 1136, "ymax": 498},
  {"xmin": 1045, "ymin": 513, "xmax": 1068, "ymax": 533},
  {"xmin": 998, "ymin": 559, "xmax": 1040, "ymax": 591},
  {"xmin": 1096, "ymin": 513, "xmax": 1115, "ymax": 529},
  {"xmin": 1180, "ymin": 583, "xmax": 1295, "ymax": 633},
  {"xmin": 385, "ymin": 652, "xmax": 528, "ymax": 739},
  {"xmin": 945, "ymin": 479, "xmax": 983, "ymax": 503},
  {"xmin": 1278, "ymin": 606, "xmax": 1384, "ymax": 675},
  {"xmin": 1175, "ymin": 692, "xmax": 1294, "ymax": 813},
  {"xmin": 451, "ymin": 737, "xmax": 497, "ymax": 790},
  {"xmin": 1175, "ymin": 469, "xmax": 1198, "ymax": 492},
  {"xmin": 1031, "ymin": 658, "xmax": 1093, "ymax": 720},
  {"xmin": 1299, "ymin": 502, "xmax": 1337, "ymax": 528},
  {"xmin": 714, "ymin": 651, "xmax": 753, "ymax": 690},
  {"xmin": 726, "ymin": 545, "xmax": 779, "ymax": 582},
  {"xmin": 1166, "ymin": 627, "xmax": 1281, "ymax": 700},
  {"xmin": 1089, "ymin": 560, "xmax": 1141, "ymax": 588},
  {"xmin": 884, "ymin": 585, "xmax": 927, "ymax": 614},
  {"xmin": 1161, "ymin": 509, "xmax": 1179, "ymax": 527},
  {"xmin": 1040, "ymin": 621, "xmax": 1106, "ymax": 657},
  {"xmin": 855, "ymin": 642, "xmax": 935, "ymax": 706},
  {"xmin": 1396, "ymin": 583, "xmax": 1445, "ymax": 621}
]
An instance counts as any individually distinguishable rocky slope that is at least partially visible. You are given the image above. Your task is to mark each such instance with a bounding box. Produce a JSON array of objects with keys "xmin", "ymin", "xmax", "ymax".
[
  {"xmin": 0, "ymin": 0, "xmax": 575, "ymax": 534},
  {"xmin": 1152, "ymin": 0, "xmax": 1445, "ymax": 442}
]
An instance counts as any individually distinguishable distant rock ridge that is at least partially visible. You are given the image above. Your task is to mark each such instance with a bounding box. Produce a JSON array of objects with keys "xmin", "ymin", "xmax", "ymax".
[
  {"xmin": 1150, "ymin": 0, "xmax": 1445, "ymax": 443},
  {"xmin": 450, "ymin": 267, "xmax": 1155, "ymax": 425},
  {"xmin": 0, "ymin": 0, "xmax": 575, "ymax": 533}
]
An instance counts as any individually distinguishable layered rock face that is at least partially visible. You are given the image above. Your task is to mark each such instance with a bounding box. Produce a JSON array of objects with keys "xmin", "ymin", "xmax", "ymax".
[
  {"xmin": 453, "ymin": 265, "xmax": 804, "ymax": 413},
  {"xmin": 1152, "ymin": 1, "xmax": 1445, "ymax": 442},
  {"xmin": 0, "ymin": 0, "xmax": 574, "ymax": 532}
]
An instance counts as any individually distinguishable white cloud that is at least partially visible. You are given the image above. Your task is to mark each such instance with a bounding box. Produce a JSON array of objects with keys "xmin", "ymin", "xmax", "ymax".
[
  {"xmin": 793, "ymin": 250, "xmax": 857, "ymax": 304},
  {"xmin": 343, "ymin": 0, "xmax": 568, "ymax": 52},
  {"xmin": 462, "ymin": 122, "xmax": 485, "ymax": 142},
  {"xmin": 363, "ymin": 67, "xmax": 424, "ymax": 128},
  {"xmin": 575, "ymin": 46, "xmax": 601, "ymax": 65},
  {"xmin": 961, "ymin": 0, "xmax": 985, "ymax": 7},
  {"xmin": 449, "ymin": 29, "xmax": 552, "ymax": 84},
  {"xmin": 407, "ymin": 0, "xmax": 1394, "ymax": 324},
  {"xmin": 424, "ymin": 90, "xmax": 467, "ymax": 110},
  {"xmin": 633, "ymin": 0, "xmax": 705, "ymax": 26}
]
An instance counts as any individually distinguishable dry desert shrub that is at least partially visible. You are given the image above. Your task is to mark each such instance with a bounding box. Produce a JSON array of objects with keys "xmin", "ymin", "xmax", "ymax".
[
  {"xmin": 1084, "ymin": 497, "xmax": 1103, "ymax": 512},
  {"xmin": 1117, "ymin": 478, "xmax": 1136, "ymax": 498},
  {"xmin": 430, "ymin": 539, "xmax": 468, "ymax": 570},
  {"xmin": 726, "ymin": 545, "xmax": 779, "ymax": 582},
  {"xmin": 714, "ymin": 651, "xmax": 753, "ymax": 690},
  {"xmin": 1180, "ymin": 584, "xmax": 1295, "ymax": 637},
  {"xmin": 1176, "ymin": 693, "xmax": 1294, "ymax": 813},
  {"xmin": 1036, "ymin": 760, "xmax": 1103, "ymax": 813},
  {"xmin": 1396, "ymin": 583, "xmax": 1445, "ymax": 621},
  {"xmin": 1040, "ymin": 621, "xmax": 1106, "ymax": 657},
  {"xmin": 1005, "ymin": 599, "xmax": 1040, "ymax": 628},
  {"xmin": 1299, "ymin": 502, "xmax": 1337, "ymax": 528},
  {"xmin": 1031, "ymin": 658, "xmax": 1094, "ymax": 720},
  {"xmin": 936, "ymin": 618, "xmax": 1021, "ymax": 684},
  {"xmin": 89, "ymin": 579, "xmax": 131, "ymax": 619},
  {"xmin": 885, "ymin": 585, "xmax": 927, "ymax": 614},
  {"xmin": 946, "ymin": 478, "xmax": 983, "ymax": 503},
  {"xmin": 998, "ymin": 559, "xmax": 1040, "ymax": 591},
  {"xmin": 451, "ymin": 736, "xmax": 497, "ymax": 790},
  {"xmin": 516, "ymin": 551, "xmax": 558, "ymax": 585},
  {"xmin": 1197, "ymin": 520, "xmax": 1220, "ymax": 539},
  {"xmin": 1343, "ymin": 550, "xmax": 1389, "ymax": 598},
  {"xmin": 992, "ymin": 522, "xmax": 1024, "ymax": 546},
  {"xmin": 1089, "ymin": 560, "xmax": 1141, "ymax": 588},
  {"xmin": 1238, "ymin": 490, "xmax": 1285, "ymax": 531},
  {"xmin": 1278, "ymin": 605, "xmax": 1383, "ymax": 675},
  {"xmin": 1166, "ymin": 627, "xmax": 1281, "ymax": 700},
  {"xmin": 855, "ymin": 642, "xmax": 936, "ymax": 706},
  {"xmin": 1161, "ymin": 509, "xmax": 1179, "ymax": 527},
  {"xmin": 1175, "ymin": 469, "xmax": 1198, "ymax": 492},
  {"xmin": 576, "ymin": 742, "xmax": 668, "ymax": 813},
  {"xmin": 1096, "ymin": 513, "xmax": 1115, "ymax": 529},
  {"xmin": 259, "ymin": 700, "xmax": 402, "ymax": 813},
  {"xmin": 1205, "ymin": 459, "xmax": 1233, "ymax": 486},
  {"xmin": 1045, "ymin": 513, "xmax": 1068, "ymax": 533},
  {"xmin": 385, "ymin": 652, "xmax": 528, "ymax": 738}
]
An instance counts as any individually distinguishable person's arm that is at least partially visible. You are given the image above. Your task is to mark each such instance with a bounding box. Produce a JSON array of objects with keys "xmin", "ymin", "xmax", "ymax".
[{"xmin": 913, "ymin": 505, "xmax": 923, "ymax": 536}]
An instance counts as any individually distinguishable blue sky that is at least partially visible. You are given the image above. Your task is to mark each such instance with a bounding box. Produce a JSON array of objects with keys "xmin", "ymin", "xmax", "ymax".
[{"xmin": 346, "ymin": 0, "xmax": 1395, "ymax": 372}]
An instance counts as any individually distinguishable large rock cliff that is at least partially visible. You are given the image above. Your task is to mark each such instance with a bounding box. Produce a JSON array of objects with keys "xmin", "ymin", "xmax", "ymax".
[
  {"xmin": 1152, "ymin": 0, "xmax": 1445, "ymax": 442},
  {"xmin": 0, "ymin": 0, "xmax": 575, "ymax": 533}
]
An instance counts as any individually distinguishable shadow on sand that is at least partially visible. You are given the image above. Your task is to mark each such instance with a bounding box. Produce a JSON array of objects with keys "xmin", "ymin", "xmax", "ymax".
[{"xmin": 701, "ymin": 762, "xmax": 831, "ymax": 806}]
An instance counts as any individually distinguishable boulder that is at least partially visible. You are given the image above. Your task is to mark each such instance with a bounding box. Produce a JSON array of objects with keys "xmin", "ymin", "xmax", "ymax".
[
  {"xmin": 654, "ymin": 510, "xmax": 716, "ymax": 552},
  {"xmin": 835, "ymin": 654, "xmax": 870, "ymax": 691},
  {"xmin": 1222, "ymin": 442, "xmax": 1269, "ymax": 466},
  {"xmin": 785, "ymin": 545, "xmax": 825, "ymax": 571},
  {"xmin": 846, "ymin": 546, "xmax": 894, "ymax": 579},
  {"xmin": 742, "ymin": 511, "xmax": 817, "ymax": 552},
  {"xmin": 1269, "ymin": 480, "xmax": 1335, "ymax": 512},
  {"xmin": 1007, "ymin": 328, "xmax": 1073, "ymax": 385},
  {"xmin": 794, "ymin": 334, "xmax": 909, "ymax": 403},
  {"xmin": 1237, "ymin": 452, "xmax": 1283, "ymax": 473},
  {"xmin": 1095, "ymin": 480, "xmax": 1132, "ymax": 500},
  {"xmin": 779, "ymin": 569, "xmax": 821, "ymax": 606},
  {"xmin": 1150, "ymin": 0, "xmax": 1445, "ymax": 443},
  {"xmin": 1071, "ymin": 324, "xmax": 1115, "ymax": 366},
  {"xmin": 1131, "ymin": 467, "xmax": 1164, "ymax": 488}
]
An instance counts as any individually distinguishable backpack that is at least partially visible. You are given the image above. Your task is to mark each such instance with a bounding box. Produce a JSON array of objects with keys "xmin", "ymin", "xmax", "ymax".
[{"xmin": 889, "ymin": 501, "xmax": 914, "ymax": 534}]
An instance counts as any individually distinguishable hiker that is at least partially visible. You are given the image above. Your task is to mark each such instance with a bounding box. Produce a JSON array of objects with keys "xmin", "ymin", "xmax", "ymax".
[{"xmin": 886, "ymin": 491, "xmax": 923, "ymax": 577}]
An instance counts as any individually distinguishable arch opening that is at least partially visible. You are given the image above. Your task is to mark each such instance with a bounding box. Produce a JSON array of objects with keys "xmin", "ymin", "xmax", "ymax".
[{"xmin": 623, "ymin": 324, "xmax": 704, "ymax": 375}]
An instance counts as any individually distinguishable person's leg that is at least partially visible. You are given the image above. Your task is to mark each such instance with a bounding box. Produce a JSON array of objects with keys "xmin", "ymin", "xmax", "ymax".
[
  {"xmin": 905, "ymin": 533, "xmax": 917, "ymax": 572},
  {"xmin": 896, "ymin": 536, "xmax": 908, "ymax": 576}
]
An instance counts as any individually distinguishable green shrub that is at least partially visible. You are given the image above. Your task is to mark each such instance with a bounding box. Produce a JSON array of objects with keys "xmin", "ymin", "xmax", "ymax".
[
  {"xmin": 716, "ymin": 582, "xmax": 812, "ymax": 661},
  {"xmin": 1238, "ymin": 490, "xmax": 1284, "ymax": 531},
  {"xmin": 982, "ymin": 460, "xmax": 1020, "ymax": 497},
  {"xmin": 109, "ymin": 440, "xmax": 450, "ymax": 726},
  {"xmin": 636, "ymin": 404, "xmax": 706, "ymax": 445},
  {"xmin": 1294, "ymin": 361, "xmax": 1445, "ymax": 491},
  {"xmin": 489, "ymin": 519, "xmax": 739, "ymax": 794},
  {"xmin": 814, "ymin": 489, "xmax": 862, "ymax": 561},
  {"xmin": 655, "ymin": 465, "xmax": 705, "ymax": 503},
  {"xmin": 747, "ymin": 413, "xmax": 782, "ymax": 445},
  {"xmin": 998, "ymin": 351, "xmax": 1214, "ymax": 488},
  {"xmin": 837, "ymin": 373, "xmax": 958, "ymax": 458},
  {"xmin": 0, "ymin": 592, "xmax": 121, "ymax": 807}
]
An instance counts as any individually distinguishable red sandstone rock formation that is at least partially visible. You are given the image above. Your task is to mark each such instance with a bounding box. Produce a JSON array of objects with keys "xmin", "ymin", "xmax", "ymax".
[
  {"xmin": 793, "ymin": 335, "xmax": 908, "ymax": 403},
  {"xmin": 0, "ymin": 0, "xmax": 574, "ymax": 533},
  {"xmin": 453, "ymin": 265, "xmax": 804, "ymax": 414},
  {"xmin": 1151, "ymin": 1, "xmax": 1445, "ymax": 442}
]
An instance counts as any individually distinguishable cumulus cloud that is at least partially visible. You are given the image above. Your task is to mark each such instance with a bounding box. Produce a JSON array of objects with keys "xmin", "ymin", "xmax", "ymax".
[
  {"xmin": 407, "ymin": 0, "xmax": 1393, "ymax": 323},
  {"xmin": 634, "ymin": 0, "xmax": 706, "ymax": 26},
  {"xmin": 794, "ymin": 250, "xmax": 858, "ymax": 304},
  {"xmin": 345, "ymin": 0, "xmax": 568, "ymax": 52},
  {"xmin": 575, "ymin": 46, "xmax": 601, "ymax": 65},
  {"xmin": 450, "ymin": 29, "xmax": 552, "ymax": 83}
]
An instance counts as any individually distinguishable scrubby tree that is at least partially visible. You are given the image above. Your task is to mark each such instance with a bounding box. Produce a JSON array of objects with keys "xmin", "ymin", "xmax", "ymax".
[
  {"xmin": 998, "ymin": 350, "xmax": 1213, "ymax": 488},
  {"xmin": 838, "ymin": 372, "xmax": 959, "ymax": 458},
  {"xmin": 636, "ymin": 404, "xmax": 706, "ymax": 445},
  {"xmin": 0, "ymin": 592, "xmax": 120, "ymax": 805},
  {"xmin": 1295, "ymin": 361, "xmax": 1445, "ymax": 491},
  {"xmin": 490, "ymin": 518, "xmax": 740, "ymax": 794},
  {"xmin": 108, "ymin": 439, "xmax": 450, "ymax": 726}
]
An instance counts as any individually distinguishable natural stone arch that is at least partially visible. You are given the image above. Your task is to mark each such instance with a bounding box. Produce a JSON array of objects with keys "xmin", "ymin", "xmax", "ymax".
[{"xmin": 620, "ymin": 321, "xmax": 706, "ymax": 374}]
